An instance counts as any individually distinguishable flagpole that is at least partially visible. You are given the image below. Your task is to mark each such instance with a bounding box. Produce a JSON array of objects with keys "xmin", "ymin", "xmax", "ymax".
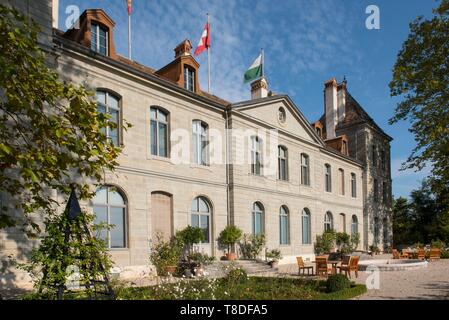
[
  {"xmin": 128, "ymin": 9, "xmax": 132, "ymax": 60},
  {"xmin": 207, "ymin": 13, "xmax": 211, "ymax": 93},
  {"xmin": 261, "ymin": 48, "xmax": 264, "ymax": 78}
]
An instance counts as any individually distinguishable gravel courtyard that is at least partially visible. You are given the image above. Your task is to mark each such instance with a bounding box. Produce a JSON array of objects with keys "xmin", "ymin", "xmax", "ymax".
[{"xmin": 352, "ymin": 258, "xmax": 449, "ymax": 300}]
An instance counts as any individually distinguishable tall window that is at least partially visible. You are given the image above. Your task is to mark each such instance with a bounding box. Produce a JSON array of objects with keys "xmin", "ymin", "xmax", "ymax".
[
  {"xmin": 374, "ymin": 179, "xmax": 379, "ymax": 202},
  {"xmin": 372, "ymin": 144, "xmax": 377, "ymax": 167},
  {"xmin": 340, "ymin": 213, "xmax": 346, "ymax": 233},
  {"xmin": 374, "ymin": 217, "xmax": 380, "ymax": 245},
  {"xmin": 93, "ymin": 186, "xmax": 127, "ymax": 248},
  {"xmin": 302, "ymin": 208, "xmax": 311, "ymax": 245},
  {"xmin": 324, "ymin": 211, "xmax": 333, "ymax": 231},
  {"xmin": 252, "ymin": 202, "xmax": 264, "ymax": 235},
  {"xmin": 184, "ymin": 66, "xmax": 195, "ymax": 92},
  {"xmin": 342, "ymin": 140, "xmax": 348, "ymax": 155},
  {"xmin": 338, "ymin": 168, "xmax": 345, "ymax": 195},
  {"xmin": 316, "ymin": 127, "xmax": 322, "ymax": 138},
  {"xmin": 278, "ymin": 146, "xmax": 288, "ymax": 181},
  {"xmin": 279, "ymin": 206, "xmax": 290, "ymax": 245},
  {"xmin": 251, "ymin": 136, "xmax": 262, "ymax": 175},
  {"xmin": 96, "ymin": 90, "xmax": 120, "ymax": 146},
  {"xmin": 383, "ymin": 181, "xmax": 388, "ymax": 203},
  {"xmin": 192, "ymin": 121, "xmax": 208, "ymax": 166},
  {"xmin": 351, "ymin": 215, "xmax": 358, "ymax": 236},
  {"xmin": 91, "ymin": 23, "xmax": 108, "ymax": 55},
  {"xmin": 301, "ymin": 153, "xmax": 310, "ymax": 186},
  {"xmin": 150, "ymin": 107, "xmax": 168, "ymax": 157},
  {"xmin": 325, "ymin": 164, "xmax": 332, "ymax": 192},
  {"xmin": 351, "ymin": 173, "xmax": 357, "ymax": 198},
  {"xmin": 191, "ymin": 197, "xmax": 211, "ymax": 243},
  {"xmin": 383, "ymin": 218, "xmax": 389, "ymax": 244}
]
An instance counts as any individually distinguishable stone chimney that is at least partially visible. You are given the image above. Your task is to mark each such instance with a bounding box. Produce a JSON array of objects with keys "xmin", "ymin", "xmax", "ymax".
[
  {"xmin": 324, "ymin": 78, "xmax": 338, "ymax": 139},
  {"xmin": 251, "ymin": 77, "xmax": 269, "ymax": 100},
  {"xmin": 337, "ymin": 78, "xmax": 347, "ymax": 124}
]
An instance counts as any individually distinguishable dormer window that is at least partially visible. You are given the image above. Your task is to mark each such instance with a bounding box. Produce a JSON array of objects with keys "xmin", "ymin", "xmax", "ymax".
[
  {"xmin": 91, "ymin": 22, "xmax": 108, "ymax": 55},
  {"xmin": 184, "ymin": 66, "xmax": 195, "ymax": 92}
]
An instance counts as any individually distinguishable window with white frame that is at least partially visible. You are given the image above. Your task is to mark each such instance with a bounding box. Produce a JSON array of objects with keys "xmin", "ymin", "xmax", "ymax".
[
  {"xmin": 324, "ymin": 211, "xmax": 334, "ymax": 231},
  {"xmin": 191, "ymin": 197, "xmax": 211, "ymax": 243},
  {"xmin": 302, "ymin": 208, "xmax": 311, "ymax": 245},
  {"xmin": 351, "ymin": 173, "xmax": 357, "ymax": 198},
  {"xmin": 325, "ymin": 164, "xmax": 332, "ymax": 192},
  {"xmin": 250, "ymin": 136, "xmax": 262, "ymax": 175},
  {"xmin": 184, "ymin": 66, "xmax": 195, "ymax": 92},
  {"xmin": 279, "ymin": 206, "xmax": 290, "ymax": 245},
  {"xmin": 278, "ymin": 146, "xmax": 288, "ymax": 181},
  {"xmin": 252, "ymin": 202, "xmax": 264, "ymax": 236},
  {"xmin": 192, "ymin": 120, "xmax": 209, "ymax": 166},
  {"xmin": 150, "ymin": 107, "xmax": 168, "ymax": 157},
  {"xmin": 339, "ymin": 168, "xmax": 345, "ymax": 195},
  {"xmin": 93, "ymin": 185, "xmax": 127, "ymax": 248},
  {"xmin": 301, "ymin": 153, "xmax": 310, "ymax": 186},
  {"xmin": 96, "ymin": 90, "xmax": 120, "ymax": 146},
  {"xmin": 91, "ymin": 22, "xmax": 108, "ymax": 55}
]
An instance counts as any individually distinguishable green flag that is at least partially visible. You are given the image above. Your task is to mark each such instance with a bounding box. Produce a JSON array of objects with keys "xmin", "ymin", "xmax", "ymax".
[{"xmin": 244, "ymin": 53, "xmax": 263, "ymax": 83}]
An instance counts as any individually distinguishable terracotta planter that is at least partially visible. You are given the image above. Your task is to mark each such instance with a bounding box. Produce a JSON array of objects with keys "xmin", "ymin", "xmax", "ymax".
[
  {"xmin": 226, "ymin": 252, "xmax": 237, "ymax": 261},
  {"xmin": 164, "ymin": 265, "xmax": 177, "ymax": 275}
]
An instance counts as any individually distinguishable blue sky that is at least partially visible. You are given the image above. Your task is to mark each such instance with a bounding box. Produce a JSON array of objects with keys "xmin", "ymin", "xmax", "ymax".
[{"xmin": 58, "ymin": 0, "xmax": 439, "ymax": 198}]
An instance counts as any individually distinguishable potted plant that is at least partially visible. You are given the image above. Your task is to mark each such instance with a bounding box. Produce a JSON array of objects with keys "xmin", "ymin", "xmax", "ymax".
[
  {"xmin": 218, "ymin": 225, "xmax": 243, "ymax": 261},
  {"xmin": 149, "ymin": 233, "xmax": 183, "ymax": 276},
  {"xmin": 266, "ymin": 249, "xmax": 282, "ymax": 268},
  {"xmin": 369, "ymin": 244, "xmax": 380, "ymax": 256}
]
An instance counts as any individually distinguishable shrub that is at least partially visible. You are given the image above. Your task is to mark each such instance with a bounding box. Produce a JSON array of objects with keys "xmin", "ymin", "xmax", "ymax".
[
  {"xmin": 187, "ymin": 252, "xmax": 215, "ymax": 266},
  {"xmin": 176, "ymin": 226, "xmax": 205, "ymax": 255},
  {"xmin": 218, "ymin": 225, "xmax": 243, "ymax": 253},
  {"xmin": 266, "ymin": 249, "xmax": 282, "ymax": 262},
  {"xmin": 441, "ymin": 249, "xmax": 449, "ymax": 259},
  {"xmin": 350, "ymin": 233, "xmax": 360, "ymax": 251},
  {"xmin": 431, "ymin": 239, "xmax": 445, "ymax": 249},
  {"xmin": 326, "ymin": 274, "xmax": 351, "ymax": 293},
  {"xmin": 224, "ymin": 264, "xmax": 248, "ymax": 284},
  {"xmin": 149, "ymin": 233, "xmax": 183, "ymax": 276},
  {"xmin": 314, "ymin": 230, "xmax": 336, "ymax": 255},
  {"xmin": 239, "ymin": 234, "xmax": 266, "ymax": 260}
]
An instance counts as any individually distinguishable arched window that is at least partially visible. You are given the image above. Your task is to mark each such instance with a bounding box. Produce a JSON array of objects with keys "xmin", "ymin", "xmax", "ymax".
[
  {"xmin": 340, "ymin": 213, "xmax": 346, "ymax": 233},
  {"xmin": 278, "ymin": 146, "xmax": 288, "ymax": 181},
  {"xmin": 279, "ymin": 206, "xmax": 290, "ymax": 245},
  {"xmin": 325, "ymin": 164, "xmax": 332, "ymax": 192},
  {"xmin": 150, "ymin": 106, "xmax": 169, "ymax": 157},
  {"xmin": 96, "ymin": 90, "xmax": 120, "ymax": 146},
  {"xmin": 93, "ymin": 185, "xmax": 127, "ymax": 248},
  {"xmin": 351, "ymin": 215, "xmax": 358, "ymax": 236},
  {"xmin": 351, "ymin": 173, "xmax": 357, "ymax": 198},
  {"xmin": 338, "ymin": 168, "xmax": 345, "ymax": 195},
  {"xmin": 192, "ymin": 120, "xmax": 209, "ymax": 166},
  {"xmin": 191, "ymin": 197, "xmax": 211, "ymax": 243},
  {"xmin": 301, "ymin": 153, "xmax": 310, "ymax": 186},
  {"xmin": 302, "ymin": 208, "xmax": 311, "ymax": 244},
  {"xmin": 250, "ymin": 136, "xmax": 262, "ymax": 175},
  {"xmin": 324, "ymin": 211, "xmax": 333, "ymax": 231},
  {"xmin": 252, "ymin": 202, "xmax": 264, "ymax": 235}
]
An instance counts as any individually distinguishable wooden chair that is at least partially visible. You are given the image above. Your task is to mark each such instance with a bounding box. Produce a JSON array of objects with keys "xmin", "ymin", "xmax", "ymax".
[
  {"xmin": 429, "ymin": 248, "xmax": 441, "ymax": 261},
  {"xmin": 296, "ymin": 256, "xmax": 314, "ymax": 275},
  {"xmin": 315, "ymin": 257, "xmax": 332, "ymax": 277},
  {"xmin": 337, "ymin": 255, "xmax": 352, "ymax": 277},
  {"xmin": 417, "ymin": 248, "xmax": 426, "ymax": 260},
  {"xmin": 341, "ymin": 256, "xmax": 359, "ymax": 278}
]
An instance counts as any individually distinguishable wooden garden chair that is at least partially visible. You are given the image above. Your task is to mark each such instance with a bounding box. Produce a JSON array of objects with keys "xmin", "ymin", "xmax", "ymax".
[
  {"xmin": 336, "ymin": 255, "xmax": 352, "ymax": 277},
  {"xmin": 429, "ymin": 248, "xmax": 441, "ymax": 261},
  {"xmin": 315, "ymin": 257, "xmax": 332, "ymax": 277},
  {"xmin": 417, "ymin": 248, "xmax": 426, "ymax": 261},
  {"xmin": 296, "ymin": 256, "xmax": 314, "ymax": 275},
  {"xmin": 340, "ymin": 256, "xmax": 359, "ymax": 278}
]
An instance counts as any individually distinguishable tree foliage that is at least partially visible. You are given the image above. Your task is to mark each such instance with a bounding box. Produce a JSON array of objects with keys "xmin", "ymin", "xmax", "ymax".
[
  {"xmin": 0, "ymin": 6, "xmax": 128, "ymax": 231},
  {"xmin": 389, "ymin": 0, "xmax": 449, "ymax": 203},
  {"xmin": 393, "ymin": 179, "xmax": 449, "ymax": 245},
  {"xmin": 18, "ymin": 209, "xmax": 114, "ymax": 299}
]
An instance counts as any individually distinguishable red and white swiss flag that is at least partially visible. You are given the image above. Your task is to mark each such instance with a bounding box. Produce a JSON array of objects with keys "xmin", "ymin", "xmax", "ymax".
[{"xmin": 194, "ymin": 22, "xmax": 211, "ymax": 56}]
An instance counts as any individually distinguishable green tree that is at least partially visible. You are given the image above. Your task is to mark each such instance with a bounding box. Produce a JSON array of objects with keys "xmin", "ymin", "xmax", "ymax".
[
  {"xmin": 392, "ymin": 196, "xmax": 411, "ymax": 246},
  {"xmin": 389, "ymin": 0, "xmax": 449, "ymax": 204},
  {"xmin": 0, "ymin": 6, "xmax": 129, "ymax": 232}
]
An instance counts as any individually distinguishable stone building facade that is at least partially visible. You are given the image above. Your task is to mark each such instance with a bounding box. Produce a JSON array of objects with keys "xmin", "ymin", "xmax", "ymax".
[{"xmin": 0, "ymin": 1, "xmax": 392, "ymax": 287}]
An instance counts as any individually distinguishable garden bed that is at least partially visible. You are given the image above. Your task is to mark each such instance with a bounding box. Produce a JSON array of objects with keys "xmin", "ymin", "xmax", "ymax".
[{"xmin": 35, "ymin": 276, "xmax": 366, "ymax": 300}]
